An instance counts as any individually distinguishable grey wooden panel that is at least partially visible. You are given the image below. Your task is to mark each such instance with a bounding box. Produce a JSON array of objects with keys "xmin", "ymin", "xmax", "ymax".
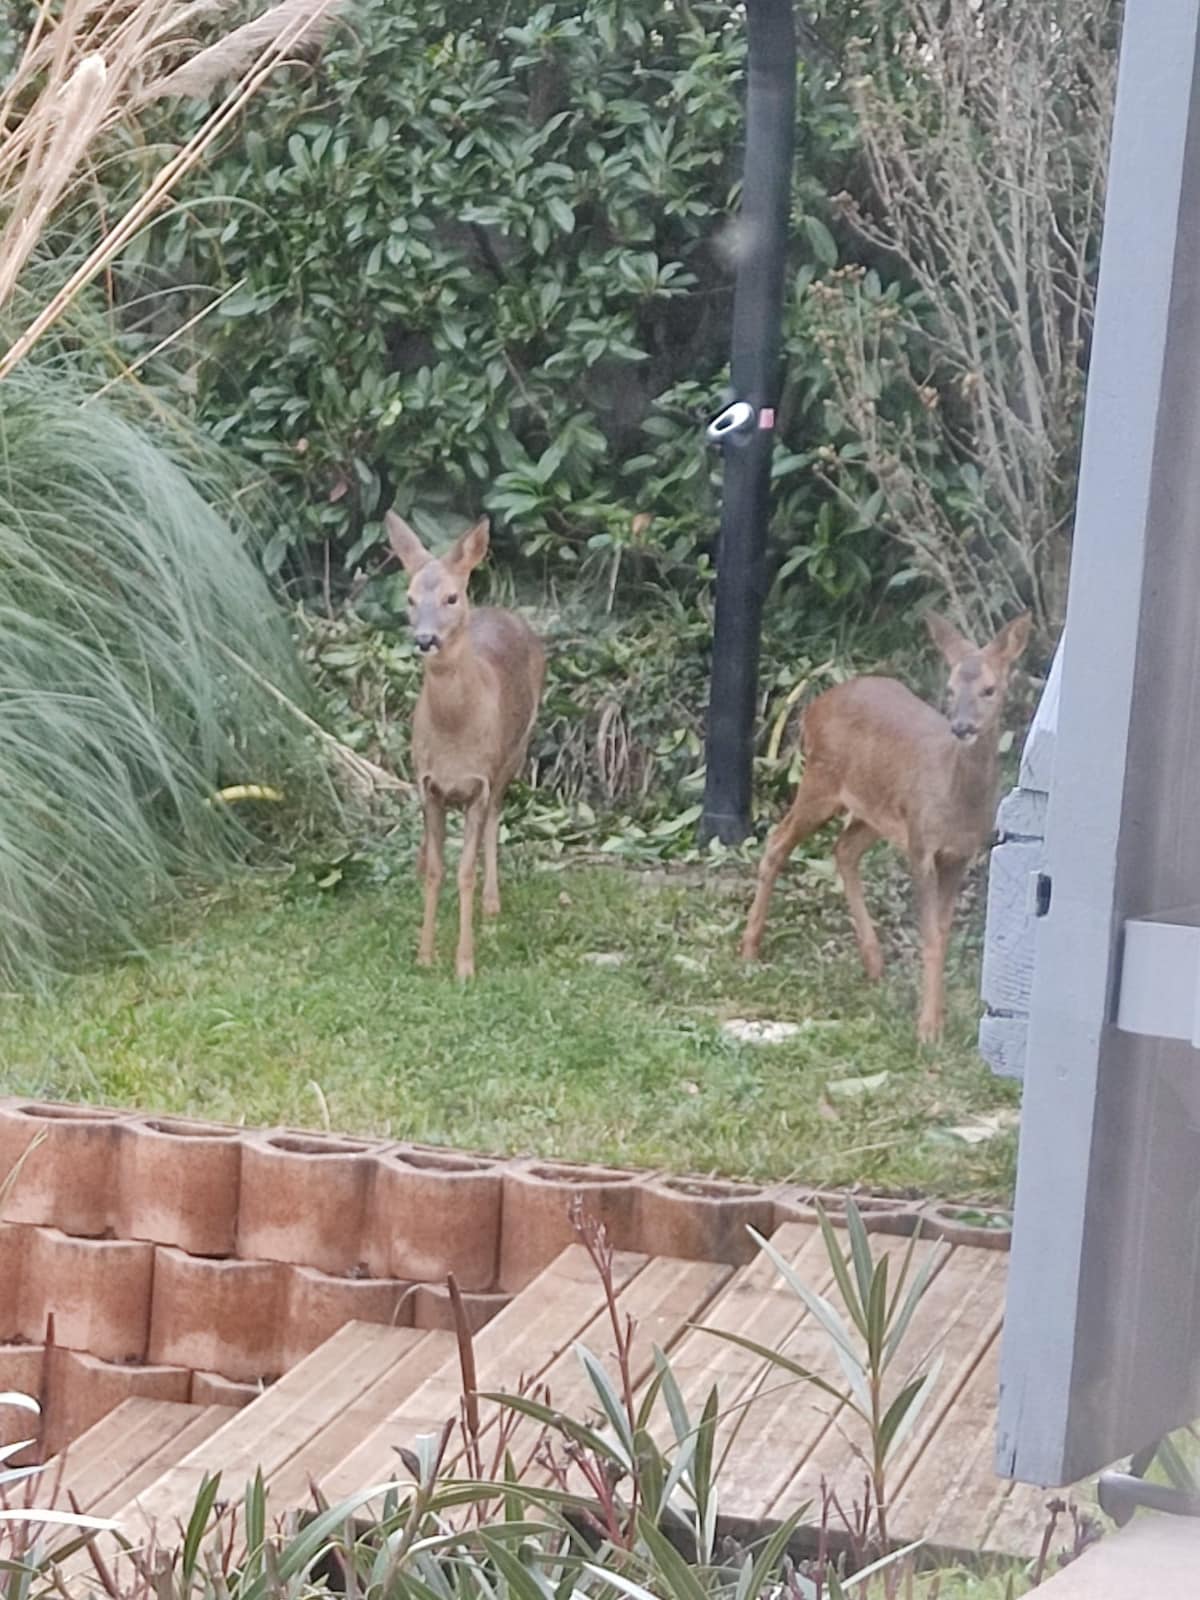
[
  {"xmin": 995, "ymin": 788, "xmax": 1048, "ymax": 842},
  {"xmin": 978, "ymin": 642, "xmax": 1058, "ymax": 1080},
  {"xmin": 978, "ymin": 1014, "xmax": 1027, "ymax": 1082},
  {"xmin": 980, "ymin": 840, "xmax": 1042, "ymax": 1016},
  {"xmin": 998, "ymin": 0, "xmax": 1200, "ymax": 1487},
  {"xmin": 1018, "ymin": 643, "xmax": 1061, "ymax": 795}
]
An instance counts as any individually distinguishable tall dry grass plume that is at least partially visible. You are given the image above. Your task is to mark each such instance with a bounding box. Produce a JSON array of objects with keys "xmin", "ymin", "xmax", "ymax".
[{"xmin": 0, "ymin": 0, "xmax": 346, "ymax": 377}]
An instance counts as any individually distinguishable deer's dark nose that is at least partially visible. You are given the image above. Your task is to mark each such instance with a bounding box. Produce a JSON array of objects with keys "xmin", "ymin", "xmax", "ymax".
[
  {"xmin": 415, "ymin": 632, "xmax": 438, "ymax": 653},
  {"xmin": 950, "ymin": 719, "xmax": 977, "ymax": 741}
]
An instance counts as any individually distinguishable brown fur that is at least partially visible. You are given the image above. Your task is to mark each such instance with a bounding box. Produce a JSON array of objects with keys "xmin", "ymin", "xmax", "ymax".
[
  {"xmin": 740, "ymin": 611, "xmax": 1032, "ymax": 1042},
  {"xmin": 386, "ymin": 510, "xmax": 545, "ymax": 979}
]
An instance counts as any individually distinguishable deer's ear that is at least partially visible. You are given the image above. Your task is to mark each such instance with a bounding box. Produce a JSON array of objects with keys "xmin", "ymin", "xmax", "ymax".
[
  {"xmin": 447, "ymin": 516, "xmax": 490, "ymax": 576},
  {"xmin": 925, "ymin": 610, "xmax": 974, "ymax": 666},
  {"xmin": 385, "ymin": 510, "xmax": 430, "ymax": 575},
  {"xmin": 987, "ymin": 611, "xmax": 1033, "ymax": 666}
]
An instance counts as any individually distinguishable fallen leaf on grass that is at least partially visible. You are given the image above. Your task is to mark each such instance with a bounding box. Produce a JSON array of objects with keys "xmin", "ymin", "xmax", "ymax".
[
  {"xmin": 941, "ymin": 1109, "xmax": 1021, "ymax": 1144},
  {"xmin": 722, "ymin": 1018, "xmax": 802, "ymax": 1045},
  {"xmin": 672, "ymin": 954, "xmax": 706, "ymax": 974},
  {"xmin": 825, "ymin": 1070, "xmax": 890, "ymax": 1101}
]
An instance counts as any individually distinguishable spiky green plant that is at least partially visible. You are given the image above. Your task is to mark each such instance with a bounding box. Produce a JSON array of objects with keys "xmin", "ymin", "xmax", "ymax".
[{"xmin": 0, "ymin": 371, "xmax": 331, "ymax": 985}]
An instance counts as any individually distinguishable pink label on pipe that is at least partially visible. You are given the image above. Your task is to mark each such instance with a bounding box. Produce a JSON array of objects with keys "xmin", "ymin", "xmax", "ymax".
[{"xmin": 758, "ymin": 408, "xmax": 775, "ymax": 429}]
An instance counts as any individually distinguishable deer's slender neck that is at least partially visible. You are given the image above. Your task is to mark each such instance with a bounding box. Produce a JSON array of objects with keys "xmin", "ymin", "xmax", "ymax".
[
  {"xmin": 949, "ymin": 723, "xmax": 1002, "ymax": 807},
  {"xmin": 420, "ymin": 620, "xmax": 484, "ymax": 727}
]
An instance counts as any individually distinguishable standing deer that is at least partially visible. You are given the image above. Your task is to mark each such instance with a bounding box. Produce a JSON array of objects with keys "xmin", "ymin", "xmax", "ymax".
[
  {"xmin": 740, "ymin": 611, "xmax": 1031, "ymax": 1042},
  {"xmin": 386, "ymin": 510, "xmax": 545, "ymax": 980}
]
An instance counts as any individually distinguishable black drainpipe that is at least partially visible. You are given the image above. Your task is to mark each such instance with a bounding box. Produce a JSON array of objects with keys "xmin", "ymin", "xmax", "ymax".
[{"xmin": 699, "ymin": 0, "xmax": 797, "ymax": 846}]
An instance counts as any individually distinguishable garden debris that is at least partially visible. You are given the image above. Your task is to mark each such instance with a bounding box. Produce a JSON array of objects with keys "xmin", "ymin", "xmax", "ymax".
[
  {"xmin": 825, "ymin": 1070, "xmax": 891, "ymax": 1100},
  {"xmin": 722, "ymin": 1018, "xmax": 802, "ymax": 1045},
  {"xmin": 942, "ymin": 1109, "xmax": 1021, "ymax": 1144}
]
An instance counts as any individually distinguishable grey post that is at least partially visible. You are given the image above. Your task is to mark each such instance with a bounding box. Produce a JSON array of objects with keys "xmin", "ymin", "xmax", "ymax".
[{"xmin": 996, "ymin": 0, "xmax": 1200, "ymax": 1486}]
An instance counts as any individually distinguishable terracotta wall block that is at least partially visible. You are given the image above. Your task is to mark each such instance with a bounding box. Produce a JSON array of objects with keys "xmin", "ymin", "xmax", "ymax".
[
  {"xmin": 0, "ymin": 1345, "xmax": 45, "ymax": 1452},
  {"xmin": 190, "ymin": 1371, "xmax": 263, "ymax": 1408},
  {"xmin": 236, "ymin": 1131, "xmax": 381, "ymax": 1274},
  {"xmin": 280, "ymin": 1266, "xmax": 413, "ymax": 1371},
  {"xmin": 918, "ymin": 1201, "xmax": 1012, "ymax": 1250},
  {"xmin": 410, "ymin": 1283, "xmax": 512, "ymax": 1335},
  {"xmin": 367, "ymin": 1145, "xmax": 502, "ymax": 1289},
  {"xmin": 148, "ymin": 1248, "xmax": 415, "ymax": 1381},
  {"xmin": 772, "ymin": 1184, "xmax": 930, "ymax": 1239},
  {"xmin": 117, "ymin": 1116, "xmax": 243, "ymax": 1255},
  {"xmin": 149, "ymin": 1249, "xmax": 286, "ymax": 1382},
  {"xmin": 40, "ymin": 1349, "xmax": 189, "ymax": 1460},
  {"xmin": 0, "ymin": 1223, "xmax": 29, "ymax": 1340},
  {"xmin": 638, "ymin": 1175, "xmax": 774, "ymax": 1264},
  {"xmin": 0, "ymin": 1101, "xmax": 128, "ymax": 1235},
  {"xmin": 499, "ymin": 1161, "xmax": 647, "ymax": 1290},
  {"xmin": 20, "ymin": 1229, "xmax": 154, "ymax": 1362}
]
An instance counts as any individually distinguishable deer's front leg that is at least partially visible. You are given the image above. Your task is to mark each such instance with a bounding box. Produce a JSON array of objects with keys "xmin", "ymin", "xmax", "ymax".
[
  {"xmin": 417, "ymin": 786, "xmax": 446, "ymax": 968},
  {"xmin": 455, "ymin": 791, "xmax": 488, "ymax": 981}
]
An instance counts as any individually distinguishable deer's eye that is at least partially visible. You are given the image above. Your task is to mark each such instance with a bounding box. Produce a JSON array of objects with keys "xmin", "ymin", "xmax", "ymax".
[
  {"xmin": 445, "ymin": 594, "xmax": 459, "ymax": 606},
  {"xmin": 981, "ymin": 685, "xmax": 996, "ymax": 698}
]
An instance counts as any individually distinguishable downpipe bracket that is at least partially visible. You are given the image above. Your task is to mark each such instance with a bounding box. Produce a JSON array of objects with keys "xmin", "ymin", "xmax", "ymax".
[{"xmin": 705, "ymin": 400, "xmax": 758, "ymax": 447}]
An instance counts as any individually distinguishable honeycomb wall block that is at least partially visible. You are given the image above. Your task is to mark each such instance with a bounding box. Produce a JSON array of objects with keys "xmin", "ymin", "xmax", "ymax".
[
  {"xmin": 0, "ymin": 1345, "xmax": 45, "ymax": 1455},
  {"xmin": 236, "ymin": 1130, "xmax": 381, "ymax": 1274},
  {"xmin": 0, "ymin": 1223, "xmax": 29, "ymax": 1340},
  {"xmin": 410, "ymin": 1282, "xmax": 512, "ymax": 1335},
  {"xmin": 0, "ymin": 1101, "xmax": 128, "ymax": 1234},
  {"xmin": 148, "ymin": 1248, "xmax": 287, "ymax": 1381},
  {"xmin": 40, "ymin": 1349, "xmax": 189, "ymax": 1460},
  {"xmin": 279, "ymin": 1265, "xmax": 413, "ymax": 1371},
  {"xmin": 118, "ymin": 1115, "xmax": 244, "ymax": 1255},
  {"xmin": 637, "ymin": 1175, "xmax": 774, "ymax": 1265},
  {"xmin": 367, "ymin": 1144, "xmax": 502, "ymax": 1289},
  {"xmin": 21, "ymin": 1228, "xmax": 154, "ymax": 1362},
  {"xmin": 191, "ymin": 1371, "xmax": 263, "ymax": 1408},
  {"xmin": 773, "ymin": 1184, "xmax": 926, "ymax": 1237},
  {"xmin": 499, "ymin": 1160, "xmax": 646, "ymax": 1291}
]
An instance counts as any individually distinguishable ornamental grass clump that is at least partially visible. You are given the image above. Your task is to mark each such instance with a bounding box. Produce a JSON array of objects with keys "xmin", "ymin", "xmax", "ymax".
[{"xmin": 0, "ymin": 375, "xmax": 329, "ymax": 984}]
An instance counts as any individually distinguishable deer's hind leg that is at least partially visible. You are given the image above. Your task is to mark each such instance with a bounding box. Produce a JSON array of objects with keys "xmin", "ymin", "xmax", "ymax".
[
  {"xmin": 417, "ymin": 785, "xmax": 446, "ymax": 969},
  {"xmin": 834, "ymin": 817, "xmax": 883, "ymax": 981},
  {"xmin": 741, "ymin": 775, "xmax": 839, "ymax": 961},
  {"xmin": 455, "ymin": 785, "xmax": 490, "ymax": 981},
  {"xmin": 482, "ymin": 798, "xmax": 502, "ymax": 918}
]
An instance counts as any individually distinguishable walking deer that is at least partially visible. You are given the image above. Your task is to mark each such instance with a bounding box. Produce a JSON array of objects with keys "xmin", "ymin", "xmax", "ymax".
[
  {"xmin": 740, "ymin": 611, "xmax": 1032, "ymax": 1042},
  {"xmin": 386, "ymin": 510, "xmax": 545, "ymax": 980}
]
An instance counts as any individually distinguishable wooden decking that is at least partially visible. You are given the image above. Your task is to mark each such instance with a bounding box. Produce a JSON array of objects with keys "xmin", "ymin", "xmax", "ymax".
[{"xmin": 39, "ymin": 1229, "xmax": 1073, "ymax": 1589}]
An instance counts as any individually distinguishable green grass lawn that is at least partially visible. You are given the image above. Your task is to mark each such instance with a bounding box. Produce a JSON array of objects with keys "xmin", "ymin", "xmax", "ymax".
[{"xmin": 0, "ymin": 845, "xmax": 1018, "ymax": 1200}]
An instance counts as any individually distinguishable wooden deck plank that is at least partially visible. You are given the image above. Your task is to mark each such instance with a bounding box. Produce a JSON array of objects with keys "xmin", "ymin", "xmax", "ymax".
[
  {"xmin": 85, "ymin": 1406, "xmax": 237, "ymax": 1521},
  {"xmin": 471, "ymin": 1256, "xmax": 734, "ymax": 1510},
  {"xmin": 107, "ymin": 1324, "xmax": 429, "ymax": 1543},
  {"xmin": 320, "ymin": 1245, "xmax": 650, "ymax": 1506},
  {"xmin": 715, "ymin": 1235, "xmax": 916, "ymax": 1524},
  {"xmin": 776, "ymin": 1241, "xmax": 1005, "ymax": 1524},
  {"xmin": 633, "ymin": 1222, "xmax": 833, "ymax": 1465},
  {"xmin": 889, "ymin": 1330, "xmax": 1009, "ymax": 1554},
  {"xmin": 270, "ymin": 1330, "xmax": 454, "ymax": 1509},
  {"xmin": 31, "ymin": 1399, "xmax": 205, "ymax": 1511},
  {"xmin": 43, "ymin": 1231, "xmax": 1071, "ymax": 1570}
]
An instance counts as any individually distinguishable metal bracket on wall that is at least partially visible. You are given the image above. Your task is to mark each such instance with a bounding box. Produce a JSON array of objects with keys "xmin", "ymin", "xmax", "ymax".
[{"xmin": 1115, "ymin": 917, "xmax": 1200, "ymax": 1047}]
